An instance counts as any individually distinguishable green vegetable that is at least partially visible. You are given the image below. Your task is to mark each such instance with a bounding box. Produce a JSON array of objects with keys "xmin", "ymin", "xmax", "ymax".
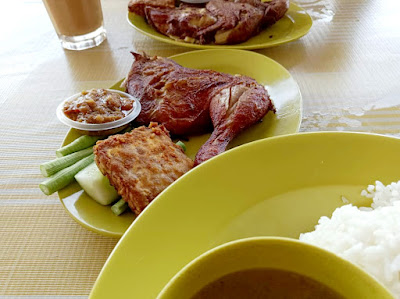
[
  {"xmin": 56, "ymin": 135, "xmax": 100, "ymax": 158},
  {"xmin": 75, "ymin": 162, "xmax": 120, "ymax": 205},
  {"xmin": 39, "ymin": 154, "xmax": 94, "ymax": 195},
  {"xmin": 40, "ymin": 147, "xmax": 93, "ymax": 177},
  {"xmin": 111, "ymin": 198, "xmax": 129, "ymax": 216},
  {"xmin": 176, "ymin": 141, "xmax": 186, "ymax": 152}
]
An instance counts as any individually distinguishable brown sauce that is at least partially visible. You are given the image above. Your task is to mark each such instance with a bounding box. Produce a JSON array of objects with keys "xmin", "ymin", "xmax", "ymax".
[
  {"xmin": 191, "ymin": 268, "xmax": 345, "ymax": 299},
  {"xmin": 63, "ymin": 89, "xmax": 133, "ymax": 124}
]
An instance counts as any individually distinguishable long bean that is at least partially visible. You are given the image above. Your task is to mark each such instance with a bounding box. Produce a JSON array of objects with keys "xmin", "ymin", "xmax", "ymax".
[
  {"xmin": 176, "ymin": 141, "xmax": 186, "ymax": 152},
  {"xmin": 111, "ymin": 198, "xmax": 129, "ymax": 216},
  {"xmin": 41, "ymin": 147, "xmax": 93, "ymax": 177},
  {"xmin": 39, "ymin": 154, "xmax": 94, "ymax": 195},
  {"xmin": 56, "ymin": 135, "xmax": 99, "ymax": 158}
]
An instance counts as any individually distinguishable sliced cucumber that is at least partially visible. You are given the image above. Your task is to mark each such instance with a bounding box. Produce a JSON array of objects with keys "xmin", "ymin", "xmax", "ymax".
[
  {"xmin": 39, "ymin": 154, "xmax": 94, "ymax": 195},
  {"xmin": 75, "ymin": 162, "xmax": 120, "ymax": 205}
]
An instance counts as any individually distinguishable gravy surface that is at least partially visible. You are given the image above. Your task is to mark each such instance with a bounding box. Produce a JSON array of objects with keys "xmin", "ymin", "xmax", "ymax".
[{"xmin": 191, "ymin": 268, "xmax": 345, "ymax": 299}]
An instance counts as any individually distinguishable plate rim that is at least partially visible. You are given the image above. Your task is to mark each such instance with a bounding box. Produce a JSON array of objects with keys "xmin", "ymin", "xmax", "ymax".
[
  {"xmin": 89, "ymin": 131, "xmax": 400, "ymax": 298},
  {"xmin": 126, "ymin": 2, "xmax": 313, "ymax": 50},
  {"xmin": 58, "ymin": 184, "xmax": 126, "ymax": 238},
  {"xmin": 58, "ymin": 48, "xmax": 302, "ymax": 238}
]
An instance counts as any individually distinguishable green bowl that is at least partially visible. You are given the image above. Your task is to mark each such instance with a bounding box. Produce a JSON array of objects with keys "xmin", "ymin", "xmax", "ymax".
[{"xmin": 157, "ymin": 237, "xmax": 394, "ymax": 299}]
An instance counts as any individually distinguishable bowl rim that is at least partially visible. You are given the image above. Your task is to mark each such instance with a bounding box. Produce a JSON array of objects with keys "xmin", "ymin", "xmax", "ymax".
[
  {"xmin": 157, "ymin": 236, "xmax": 394, "ymax": 299},
  {"xmin": 56, "ymin": 89, "xmax": 141, "ymax": 131}
]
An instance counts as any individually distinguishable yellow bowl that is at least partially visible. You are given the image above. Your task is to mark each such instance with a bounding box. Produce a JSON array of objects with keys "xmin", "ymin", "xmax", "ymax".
[{"xmin": 157, "ymin": 237, "xmax": 393, "ymax": 299}]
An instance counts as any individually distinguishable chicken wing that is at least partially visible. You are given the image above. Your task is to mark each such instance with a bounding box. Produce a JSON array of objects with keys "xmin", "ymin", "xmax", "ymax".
[{"xmin": 194, "ymin": 77, "xmax": 274, "ymax": 165}]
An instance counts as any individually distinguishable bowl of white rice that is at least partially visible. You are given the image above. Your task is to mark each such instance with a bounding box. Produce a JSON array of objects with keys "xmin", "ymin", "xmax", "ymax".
[{"xmin": 300, "ymin": 180, "xmax": 400, "ymax": 298}]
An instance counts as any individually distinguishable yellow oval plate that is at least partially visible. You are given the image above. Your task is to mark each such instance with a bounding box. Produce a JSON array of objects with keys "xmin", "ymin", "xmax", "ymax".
[
  {"xmin": 127, "ymin": 2, "xmax": 312, "ymax": 49},
  {"xmin": 58, "ymin": 49, "xmax": 302, "ymax": 237},
  {"xmin": 89, "ymin": 132, "xmax": 400, "ymax": 299}
]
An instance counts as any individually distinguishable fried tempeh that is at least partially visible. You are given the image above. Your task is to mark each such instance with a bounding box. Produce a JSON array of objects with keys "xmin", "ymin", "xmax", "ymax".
[{"xmin": 94, "ymin": 123, "xmax": 194, "ymax": 215}]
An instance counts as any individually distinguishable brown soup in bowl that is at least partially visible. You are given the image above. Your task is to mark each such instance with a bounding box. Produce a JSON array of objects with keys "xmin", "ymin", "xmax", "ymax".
[
  {"xmin": 191, "ymin": 268, "xmax": 344, "ymax": 299},
  {"xmin": 157, "ymin": 237, "xmax": 393, "ymax": 299}
]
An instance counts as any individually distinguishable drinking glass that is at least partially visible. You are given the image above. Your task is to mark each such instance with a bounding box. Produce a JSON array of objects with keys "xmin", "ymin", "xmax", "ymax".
[{"xmin": 42, "ymin": 0, "xmax": 107, "ymax": 50}]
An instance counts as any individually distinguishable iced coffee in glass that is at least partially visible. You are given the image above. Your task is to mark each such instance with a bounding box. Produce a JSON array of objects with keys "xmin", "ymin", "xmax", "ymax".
[{"xmin": 42, "ymin": 0, "xmax": 107, "ymax": 50}]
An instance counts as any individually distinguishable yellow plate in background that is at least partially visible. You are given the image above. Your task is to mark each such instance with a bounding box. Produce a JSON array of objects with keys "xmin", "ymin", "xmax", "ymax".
[
  {"xmin": 127, "ymin": 2, "xmax": 312, "ymax": 49},
  {"xmin": 58, "ymin": 49, "xmax": 302, "ymax": 237},
  {"xmin": 89, "ymin": 132, "xmax": 400, "ymax": 298}
]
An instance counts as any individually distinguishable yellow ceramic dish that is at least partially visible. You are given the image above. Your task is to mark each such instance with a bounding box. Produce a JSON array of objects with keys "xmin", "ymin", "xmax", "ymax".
[
  {"xmin": 58, "ymin": 49, "xmax": 302, "ymax": 237},
  {"xmin": 158, "ymin": 237, "xmax": 393, "ymax": 299},
  {"xmin": 89, "ymin": 132, "xmax": 400, "ymax": 299},
  {"xmin": 127, "ymin": 2, "xmax": 312, "ymax": 49}
]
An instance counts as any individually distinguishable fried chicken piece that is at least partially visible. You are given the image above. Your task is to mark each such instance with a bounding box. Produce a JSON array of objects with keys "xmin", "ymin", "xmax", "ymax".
[
  {"xmin": 128, "ymin": 0, "xmax": 174, "ymax": 16},
  {"xmin": 194, "ymin": 78, "xmax": 274, "ymax": 165},
  {"xmin": 124, "ymin": 52, "xmax": 275, "ymax": 165},
  {"xmin": 258, "ymin": 0, "xmax": 290, "ymax": 27},
  {"xmin": 141, "ymin": 0, "xmax": 289, "ymax": 44},
  {"xmin": 205, "ymin": 0, "xmax": 265, "ymax": 44},
  {"xmin": 125, "ymin": 52, "xmax": 231, "ymax": 135},
  {"xmin": 94, "ymin": 123, "xmax": 194, "ymax": 215},
  {"xmin": 145, "ymin": 6, "xmax": 218, "ymax": 44}
]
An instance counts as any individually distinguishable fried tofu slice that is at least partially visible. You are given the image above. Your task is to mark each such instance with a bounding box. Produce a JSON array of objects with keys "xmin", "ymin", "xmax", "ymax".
[{"xmin": 94, "ymin": 123, "xmax": 194, "ymax": 215}]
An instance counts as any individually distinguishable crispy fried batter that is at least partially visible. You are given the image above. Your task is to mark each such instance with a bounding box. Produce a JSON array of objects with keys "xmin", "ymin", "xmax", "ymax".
[{"xmin": 94, "ymin": 123, "xmax": 194, "ymax": 215}]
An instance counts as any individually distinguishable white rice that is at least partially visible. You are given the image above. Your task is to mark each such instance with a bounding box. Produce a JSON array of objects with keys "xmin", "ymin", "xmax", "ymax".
[{"xmin": 299, "ymin": 180, "xmax": 400, "ymax": 298}]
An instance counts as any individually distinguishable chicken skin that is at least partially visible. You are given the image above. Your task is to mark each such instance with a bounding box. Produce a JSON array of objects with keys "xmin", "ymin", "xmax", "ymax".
[
  {"xmin": 125, "ymin": 52, "xmax": 275, "ymax": 165},
  {"xmin": 130, "ymin": 0, "xmax": 289, "ymax": 44},
  {"xmin": 128, "ymin": 0, "xmax": 174, "ymax": 16},
  {"xmin": 125, "ymin": 52, "xmax": 230, "ymax": 136},
  {"xmin": 195, "ymin": 77, "xmax": 274, "ymax": 165}
]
